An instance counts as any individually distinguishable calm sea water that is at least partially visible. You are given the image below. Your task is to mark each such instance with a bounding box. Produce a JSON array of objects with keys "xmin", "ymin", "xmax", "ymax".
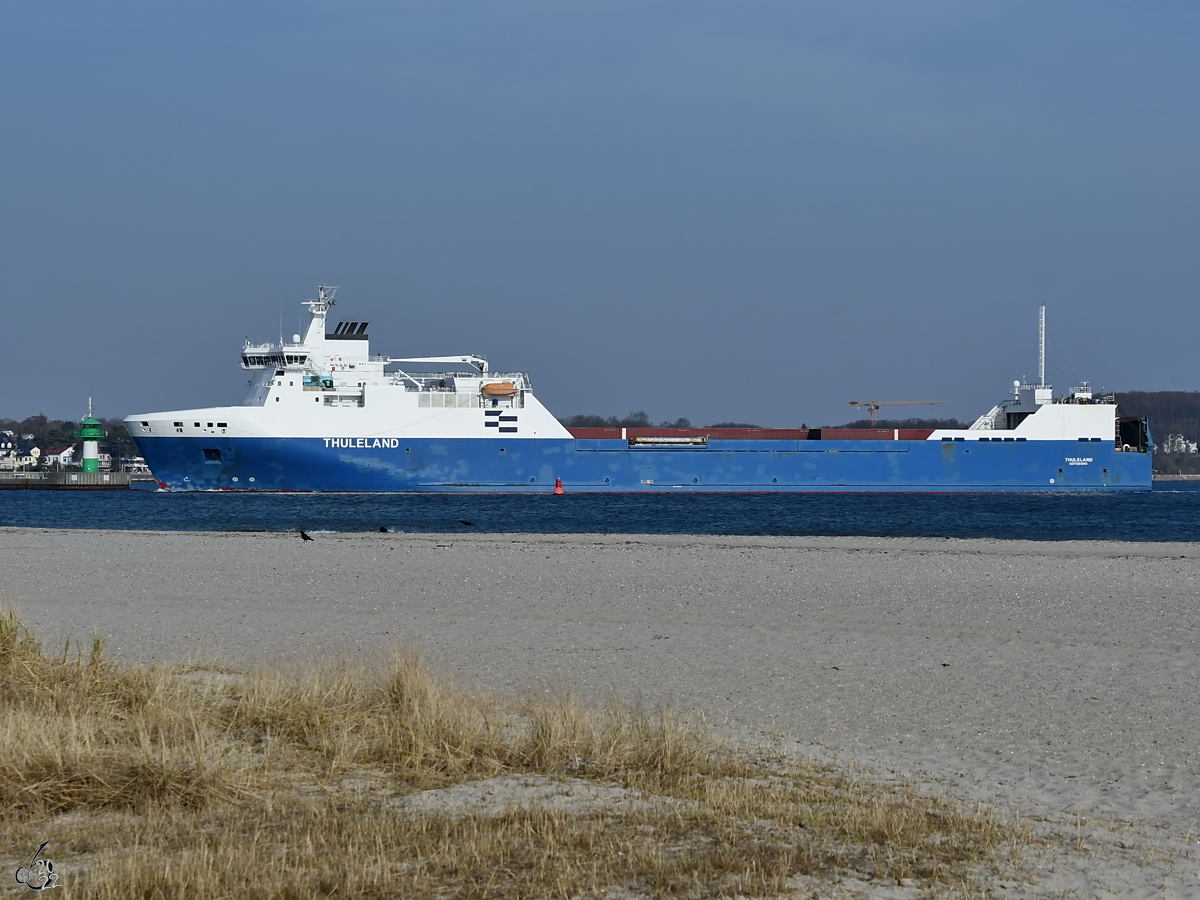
[{"xmin": 1, "ymin": 483, "xmax": 1198, "ymax": 541}]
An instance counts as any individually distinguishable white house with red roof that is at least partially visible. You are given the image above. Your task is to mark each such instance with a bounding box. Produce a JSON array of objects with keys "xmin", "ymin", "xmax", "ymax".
[{"xmin": 44, "ymin": 445, "xmax": 77, "ymax": 466}]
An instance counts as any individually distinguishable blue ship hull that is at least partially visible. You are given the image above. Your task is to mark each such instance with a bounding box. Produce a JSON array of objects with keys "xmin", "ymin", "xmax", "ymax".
[{"xmin": 134, "ymin": 436, "xmax": 1153, "ymax": 492}]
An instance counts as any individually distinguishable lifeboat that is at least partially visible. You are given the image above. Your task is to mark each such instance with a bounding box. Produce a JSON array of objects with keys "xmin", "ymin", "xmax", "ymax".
[{"xmin": 481, "ymin": 381, "xmax": 518, "ymax": 397}]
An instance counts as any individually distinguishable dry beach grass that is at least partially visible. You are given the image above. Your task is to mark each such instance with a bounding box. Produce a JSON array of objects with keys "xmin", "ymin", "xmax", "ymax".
[{"xmin": 0, "ymin": 608, "xmax": 1028, "ymax": 898}]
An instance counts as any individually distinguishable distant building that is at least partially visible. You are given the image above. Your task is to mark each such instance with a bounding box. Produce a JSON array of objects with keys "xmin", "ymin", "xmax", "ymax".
[
  {"xmin": 123, "ymin": 456, "xmax": 151, "ymax": 473},
  {"xmin": 1159, "ymin": 434, "xmax": 1199, "ymax": 455},
  {"xmin": 15, "ymin": 441, "xmax": 40, "ymax": 469},
  {"xmin": 97, "ymin": 451, "xmax": 113, "ymax": 470},
  {"xmin": 44, "ymin": 445, "xmax": 77, "ymax": 466}
]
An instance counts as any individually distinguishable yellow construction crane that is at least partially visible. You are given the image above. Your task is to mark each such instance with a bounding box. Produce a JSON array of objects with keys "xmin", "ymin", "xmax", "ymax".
[{"xmin": 848, "ymin": 399, "xmax": 949, "ymax": 426}]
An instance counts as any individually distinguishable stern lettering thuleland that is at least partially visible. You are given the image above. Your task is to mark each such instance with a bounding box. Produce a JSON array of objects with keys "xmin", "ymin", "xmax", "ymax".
[{"xmin": 324, "ymin": 437, "xmax": 401, "ymax": 448}]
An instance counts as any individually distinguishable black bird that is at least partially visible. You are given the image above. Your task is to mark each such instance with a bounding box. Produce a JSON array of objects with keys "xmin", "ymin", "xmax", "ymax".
[
  {"xmin": 379, "ymin": 526, "xmax": 388, "ymax": 533},
  {"xmin": 300, "ymin": 530, "xmax": 314, "ymax": 541},
  {"xmin": 459, "ymin": 520, "xmax": 475, "ymax": 527}
]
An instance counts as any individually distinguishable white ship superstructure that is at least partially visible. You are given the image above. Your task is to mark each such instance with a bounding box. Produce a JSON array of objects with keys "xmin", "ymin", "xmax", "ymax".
[{"xmin": 130, "ymin": 285, "xmax": 570, "ymax": 444}]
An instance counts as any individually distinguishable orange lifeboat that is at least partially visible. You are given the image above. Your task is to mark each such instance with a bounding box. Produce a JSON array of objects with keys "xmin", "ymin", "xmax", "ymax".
[{"xmin": 480, "ymin": 381, "xmax": 518, "ymax": 397}]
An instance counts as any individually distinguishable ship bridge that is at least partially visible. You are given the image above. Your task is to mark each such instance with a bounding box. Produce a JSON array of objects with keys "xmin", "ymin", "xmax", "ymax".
[{"xmin": 240, "ymin": 345, "xmax": 309, "ymax": 369}]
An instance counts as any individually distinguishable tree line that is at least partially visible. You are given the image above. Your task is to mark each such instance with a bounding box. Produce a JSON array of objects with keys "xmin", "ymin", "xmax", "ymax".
[{"xmin": 0, "ymin": 415, "xmax": 141, "ymax": 458}]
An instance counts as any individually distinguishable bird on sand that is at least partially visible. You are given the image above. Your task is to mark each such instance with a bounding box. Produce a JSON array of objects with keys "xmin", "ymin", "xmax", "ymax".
[
  {"xmin": 300, "ymin": 530, "xmax": 314, "ymax": 541},
  {"xmin": 459, "ymin": 520, "xmax": 475, "ymax": 527}
]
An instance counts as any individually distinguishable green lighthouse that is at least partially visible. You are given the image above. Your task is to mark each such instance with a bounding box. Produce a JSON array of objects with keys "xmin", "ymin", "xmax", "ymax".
[{"xmin": 76, "ymin": 398, "xmax": 105, "ymax": 474}]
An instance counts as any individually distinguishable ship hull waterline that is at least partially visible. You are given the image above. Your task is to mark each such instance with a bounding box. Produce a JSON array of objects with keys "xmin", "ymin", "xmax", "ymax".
[{"xmin": 134, "ymin": 436, "xmax": 1152, "ymax": 493}]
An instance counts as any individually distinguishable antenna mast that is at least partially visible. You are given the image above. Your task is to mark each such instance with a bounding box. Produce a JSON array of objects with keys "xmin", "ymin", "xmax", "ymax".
[{"xmin": 1038, "ymin": 304, "xmax": 1046, "ymax": 388}]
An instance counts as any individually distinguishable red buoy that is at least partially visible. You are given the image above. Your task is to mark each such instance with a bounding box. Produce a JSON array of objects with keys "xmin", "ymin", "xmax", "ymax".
[{"xmin": 553, "ymin": 477, "xmax": 564, "ymax": 495}]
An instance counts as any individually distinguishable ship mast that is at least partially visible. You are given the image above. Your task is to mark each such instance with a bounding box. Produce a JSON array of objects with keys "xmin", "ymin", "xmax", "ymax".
[{"xmin": 1038, "ymin": 304, "xmax": 1046, "ymax": 389}]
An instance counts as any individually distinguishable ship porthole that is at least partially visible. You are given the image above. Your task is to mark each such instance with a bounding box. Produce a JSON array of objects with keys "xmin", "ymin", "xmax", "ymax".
[
  {"xmin": 1049, "ymin": 478, "xmax": 1055, "ymax": 484},
  {"xmin": 694, "ymin": 477, "xmax": 699, "ymax": 483},
  {"xmin": 249, "ymin": 477, "xmax": 255, "ymax": 483},
  {"xmin": 604, "ymin": 477, "xmax": 610, "ymax": 484},
  {"xmin": 529, "ymin": 477, "xmax": 535, "ymax": 483},
  {"xmin": 232, "ymin": 477, "xmax": 239, "ymax": 482},
  {"xmin": 772, "ymin": 477, "xmax": 777, "ymax": 483}
]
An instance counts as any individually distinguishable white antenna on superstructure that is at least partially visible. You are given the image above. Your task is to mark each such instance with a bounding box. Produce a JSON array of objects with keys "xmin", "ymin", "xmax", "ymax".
[
  {"xmin": 1017, "ymin": 305, "xmax": 1052, "ymax": 403},
  {"xmin": 1038, "ymin": 304, "xmax": 1046, "ymax": 388}
]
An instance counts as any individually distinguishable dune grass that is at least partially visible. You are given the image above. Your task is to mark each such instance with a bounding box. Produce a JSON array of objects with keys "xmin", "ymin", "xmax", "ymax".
[{"xmin": 0, "ymin": 609, "xmax": 1026, "ymax": 897}]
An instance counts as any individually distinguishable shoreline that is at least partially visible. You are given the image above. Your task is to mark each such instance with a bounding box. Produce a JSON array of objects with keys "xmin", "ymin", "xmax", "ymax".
[{"xmin": 2, "ymin": 527, "xmax": 1198, "ymax": 890}]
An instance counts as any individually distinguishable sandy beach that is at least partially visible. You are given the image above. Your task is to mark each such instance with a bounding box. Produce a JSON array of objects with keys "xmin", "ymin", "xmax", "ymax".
[{"xmin": 3, "ymin": 527, "xmax": 1198, "ymax": 895}]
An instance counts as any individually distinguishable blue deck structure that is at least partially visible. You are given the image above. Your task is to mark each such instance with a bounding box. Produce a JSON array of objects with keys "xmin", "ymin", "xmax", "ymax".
[{"xmin": 137, "ymin": 433, "xmax": 1151, "ymax": 493}]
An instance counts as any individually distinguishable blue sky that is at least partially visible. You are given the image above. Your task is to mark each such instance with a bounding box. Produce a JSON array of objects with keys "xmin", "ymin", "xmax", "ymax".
[{"xmin": 2, "ymin": 2, "xmax": 1197, "ymax": 426}]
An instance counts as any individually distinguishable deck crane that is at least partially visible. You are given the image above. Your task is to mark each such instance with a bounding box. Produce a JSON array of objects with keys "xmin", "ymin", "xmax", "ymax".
[{"xmin": 847, "ymin": 399, "xmax": 949, "ymax": 426}]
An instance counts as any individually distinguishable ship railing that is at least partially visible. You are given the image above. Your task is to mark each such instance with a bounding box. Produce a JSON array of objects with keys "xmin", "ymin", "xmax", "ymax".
[
  {"xmin": 418, "ymin": 393, "xmax": 480, "ymax": 409},
  {"xmin": 415, "ymin": 392, "xmax": 526, "ymax": 410},
  {"xmin": 1051, "ymin": 395, "xmax": 1117, "ymax": 405},
  {"xmin": 390, "ymin": 372, "xmax": 530, "ymax": 390}
]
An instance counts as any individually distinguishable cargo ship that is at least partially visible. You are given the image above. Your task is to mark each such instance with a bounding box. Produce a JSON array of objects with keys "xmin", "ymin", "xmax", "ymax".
[{"xmin": 125, "ymin": 286, "xmax": 1151, "ymax": 492}]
